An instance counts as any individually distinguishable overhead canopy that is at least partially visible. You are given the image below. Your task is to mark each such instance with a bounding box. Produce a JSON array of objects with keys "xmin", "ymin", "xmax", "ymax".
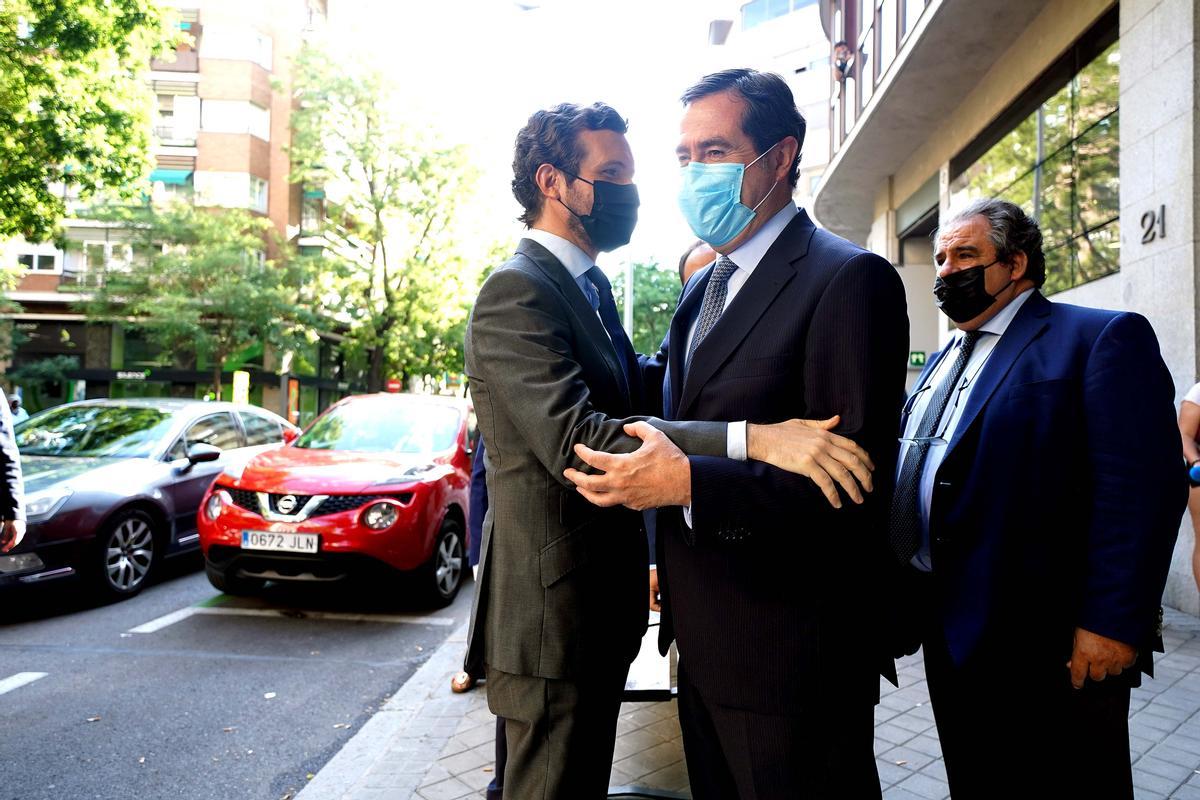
[{"xmin": 149, "ymin": 169, "xmax": 193, "ymax": 185}]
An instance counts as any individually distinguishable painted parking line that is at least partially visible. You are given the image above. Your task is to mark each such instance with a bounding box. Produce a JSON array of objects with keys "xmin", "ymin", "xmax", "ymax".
[
  {"xmin": 0, "ymin": 672, "xmax": 48, "ymax": 697},
  {"xmin": 128, "ymin": 601, "xmax": 455, "ymax": 634}
]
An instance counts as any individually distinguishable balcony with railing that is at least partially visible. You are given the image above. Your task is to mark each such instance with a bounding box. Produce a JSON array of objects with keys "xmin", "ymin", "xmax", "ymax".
[
  {"xmin": 154, "ymin": 125, "xmax": 198, "ymax": 147},
  {"xmin": 151, "ymin": 49, "xmax": 198, "ymax": 73}
]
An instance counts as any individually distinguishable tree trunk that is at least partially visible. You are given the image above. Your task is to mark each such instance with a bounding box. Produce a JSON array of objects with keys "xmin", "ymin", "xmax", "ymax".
[
  {"xmin": 367, "ymin": 346, "xmax": 384, "ymax": 393},
  {"xmin": 212, "ymin": 362, "xmax": 222, "ymax": 401}
]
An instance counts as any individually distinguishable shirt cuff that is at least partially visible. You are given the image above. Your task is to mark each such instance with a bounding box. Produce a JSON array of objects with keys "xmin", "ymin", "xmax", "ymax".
[
  {"xmin": 727, "ymin": 420, "xmax": 747, "ymax": 461},
  {"xmin": 682, "ymin": 505, "xmax": 692, "ymax": 528}
]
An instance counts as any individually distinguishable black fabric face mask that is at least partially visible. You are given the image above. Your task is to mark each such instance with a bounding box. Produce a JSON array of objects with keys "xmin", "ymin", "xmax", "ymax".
[
  {"xmin": 933, "ymin": 260, "xmax": 1013, "ymax": 323},
  {"xmin": 556, "ymin": 168, "xmax": 639, "ymax": 252}
]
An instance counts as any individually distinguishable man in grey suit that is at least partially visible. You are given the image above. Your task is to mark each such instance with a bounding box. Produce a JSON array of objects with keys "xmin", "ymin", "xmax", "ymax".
[
  {"xmin": 465, "ymin": 102, "xmax": 873, "ymax": 798},
  {"xmin": 0, "ymin": 387, "xmax": 25, "ymax": 554}
]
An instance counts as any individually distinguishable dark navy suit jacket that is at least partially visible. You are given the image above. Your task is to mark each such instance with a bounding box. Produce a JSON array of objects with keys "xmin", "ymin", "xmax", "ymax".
[
  {"xmin": 647, "ymin": 210, "xmax": 910, "ymax": 711},
  {"xmin": 907, "ymin": 290, "xmax": 1185, "ymax": 674}
]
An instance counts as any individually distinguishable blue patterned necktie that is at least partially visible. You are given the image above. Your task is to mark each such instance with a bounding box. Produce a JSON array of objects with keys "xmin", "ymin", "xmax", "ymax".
[
  {"xmin": 888, "ymin": 330, "xmax": 983, "ymax": 564},
  {"xmin": 580, "ymin": 266, "xmax": 634, "ymax": 394},
  {"xmin": 686, "ymin": 255, "xmax": 739, "ymax": 372}
]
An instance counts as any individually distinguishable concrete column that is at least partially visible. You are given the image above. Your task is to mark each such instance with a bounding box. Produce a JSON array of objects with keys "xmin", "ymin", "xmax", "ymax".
[{"xmin": 1119, "ymin": 0, "xmax": 1199, "ymax": 613}]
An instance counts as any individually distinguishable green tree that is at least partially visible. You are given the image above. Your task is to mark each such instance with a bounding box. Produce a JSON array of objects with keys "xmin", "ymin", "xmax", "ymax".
[
  {"xmin": 611, "ymin": 261, "xmax": 681, "ymax": 355},
  {"xmin": 0, "ymin": 0, "xmax": 172, "ymax": 241},
  {"xmin": 286, "ymin": 43, "xmax": 481, "ymax": 391},
  {"xmin": 79, "ymin": 203, "xmax": 319, "ymax": 398}
]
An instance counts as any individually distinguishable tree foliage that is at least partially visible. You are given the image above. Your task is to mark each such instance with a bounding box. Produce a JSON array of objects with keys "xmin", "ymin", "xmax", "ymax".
[
  {"xmin": 79, "ymin": 203, "xmax": 319, "ymax": 398},
  {"xmin": 0, "ymin": 0, "xmax": 172, "ymax": 241},
  {"xmin": 611, "ymin": 261, "xmax": 681, "ymax": 355},
  {"xmin": 286, "ymin": 42, "xmax": 483, "ymax": 390}
]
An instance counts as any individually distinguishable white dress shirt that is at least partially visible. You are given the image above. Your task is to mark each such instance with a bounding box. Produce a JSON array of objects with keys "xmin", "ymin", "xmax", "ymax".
[{"xmin": 901, "ymin": 288, "xmax": 1034, "ymax": 571}]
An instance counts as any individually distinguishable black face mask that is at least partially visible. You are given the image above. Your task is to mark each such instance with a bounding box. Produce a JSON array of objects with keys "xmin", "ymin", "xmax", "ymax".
[
  {"xmin": 555, "ymin": 168, "xmax": 639, "ymax": 252},
  {"xmin": 933, "ymin": 260, "xmax": 1014, "ymax": 323}
]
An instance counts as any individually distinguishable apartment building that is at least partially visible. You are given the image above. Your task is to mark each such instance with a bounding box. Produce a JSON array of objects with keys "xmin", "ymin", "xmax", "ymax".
[{"xmin": 3, "ymin": 0, "xmax": 353, "ymax": 425}]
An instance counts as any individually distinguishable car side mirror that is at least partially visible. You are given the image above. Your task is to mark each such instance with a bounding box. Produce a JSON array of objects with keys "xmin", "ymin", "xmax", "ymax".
[
  {"xmin": 282, "ymin": 428, "xmax": 299, "ymax": 445},
  {"xmin": 187, "ymin": 443, "xmax": 222, "ymax": 464}
]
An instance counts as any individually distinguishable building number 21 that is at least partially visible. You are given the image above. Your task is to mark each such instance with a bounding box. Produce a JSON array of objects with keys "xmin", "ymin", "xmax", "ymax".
[{"xmin": 1141, "ymin": 205, "xmax": 1166, "ymax": 244}]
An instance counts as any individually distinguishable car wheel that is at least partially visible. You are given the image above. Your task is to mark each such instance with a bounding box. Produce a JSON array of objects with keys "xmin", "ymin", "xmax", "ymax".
[
  {"xmin": 204, "ymin": 562, "xmax": 265, "ymax": 596},
  {"xmin": 419, "ymin": 518, "xmax": 465, "ymax": 607},
  {"xmin": 89, "ymin": 508, "xmax": 158, "ymax": 600}
]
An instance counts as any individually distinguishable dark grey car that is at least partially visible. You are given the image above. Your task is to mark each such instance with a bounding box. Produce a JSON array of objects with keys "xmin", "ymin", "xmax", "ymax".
[{"xmin": 0, "ymin": 398, "xmax": 298, "ymax": 600}]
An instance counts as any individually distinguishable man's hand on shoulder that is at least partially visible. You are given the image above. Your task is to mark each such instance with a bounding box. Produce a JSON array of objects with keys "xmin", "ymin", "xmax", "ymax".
[
  {"xmin": 746, "ymin": 415, "xmax": 874, "ymax": 508},
  {"xmin": 1066, "ymin": 627, "xmax": 1137, "ymax": 689},
  {"xmin": 563, "ymin": 422, "xmax": 691, "ymax": 510}
]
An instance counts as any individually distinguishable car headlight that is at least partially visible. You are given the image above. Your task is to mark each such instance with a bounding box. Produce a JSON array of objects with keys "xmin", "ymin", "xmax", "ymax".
[
  {"xmin": 373, "ymin": 464, "xmax": 441, "ymax": 485},
  {"xmin": 25, "ymin": 486, "xmax": 74, "ymax": 521},
  {"xmin": 205, "ymin": 490, "xmax": 231, "ymax": 521},
  {"xmin": 360, "ymin": 500, "xmax": 400, "ymax": 530}
]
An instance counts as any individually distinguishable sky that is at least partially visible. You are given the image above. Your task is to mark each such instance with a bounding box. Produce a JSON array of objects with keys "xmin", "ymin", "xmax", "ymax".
[{"xmin": 326, "ymin": 0, "xmax": 745, "ymax": 276}]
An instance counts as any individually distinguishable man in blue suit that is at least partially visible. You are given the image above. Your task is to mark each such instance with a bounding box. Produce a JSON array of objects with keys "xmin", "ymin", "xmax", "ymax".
[{"xmin": 891, "ymin": 198, "xmax": 1185, "ymax": 797}]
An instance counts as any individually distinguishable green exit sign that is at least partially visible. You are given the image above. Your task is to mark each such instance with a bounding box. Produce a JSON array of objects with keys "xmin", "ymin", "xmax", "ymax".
[{"xmin": 909, "ymin": 351, "xmax": 927, "ymax": 368}]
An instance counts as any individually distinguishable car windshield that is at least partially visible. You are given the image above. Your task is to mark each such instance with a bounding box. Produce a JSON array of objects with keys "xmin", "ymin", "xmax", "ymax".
[
  {"xmin": 15, "ymin": 405, "xmax": 176, "ymax": 458},
  {"xmin": 295, "ymin": 399, "xmax": 460, "ymax": 454}
]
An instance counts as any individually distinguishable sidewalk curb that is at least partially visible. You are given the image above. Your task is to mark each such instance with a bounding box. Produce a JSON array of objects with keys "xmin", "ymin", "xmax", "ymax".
[{"xmin": 297, "ymin": 619, "xmax": 471, "ymax": 800}]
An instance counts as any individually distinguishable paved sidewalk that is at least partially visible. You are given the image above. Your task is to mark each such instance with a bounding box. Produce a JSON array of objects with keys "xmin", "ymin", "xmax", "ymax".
[{"xmin": 299, "ymin": 609, "xmax": 1200, "ymax": 799}]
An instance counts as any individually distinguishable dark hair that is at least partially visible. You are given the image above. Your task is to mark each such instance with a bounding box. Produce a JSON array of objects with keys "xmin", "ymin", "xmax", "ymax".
[
  {"xmin": 680, "ymin": 69, "xmax": 805, "ymax": 188},
  {"xmin": 678, "ymin": 240, "xmax": 706, "ymax": 282},
  {"xmin": 834, "ymin": 40, "xmax": 849, "ymax": 48},
  {"xmin": 511, "ymin": 102, "xmax": 627, "ymax": 228},
  {"xmin": 938, "ymin": 198, "xmax": 1047, "ymax": 287}
]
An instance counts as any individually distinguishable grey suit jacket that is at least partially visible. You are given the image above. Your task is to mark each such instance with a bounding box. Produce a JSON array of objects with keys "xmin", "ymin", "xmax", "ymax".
[{"xmin": 464, "ymin": 239, "xmax": 726, "ymax": 680}]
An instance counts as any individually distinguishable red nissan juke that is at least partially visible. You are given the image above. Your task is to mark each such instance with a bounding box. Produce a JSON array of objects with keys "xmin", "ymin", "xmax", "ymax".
[{"xmin": 197, "ymin": 393, "xmax": 472, "ymax": 606}]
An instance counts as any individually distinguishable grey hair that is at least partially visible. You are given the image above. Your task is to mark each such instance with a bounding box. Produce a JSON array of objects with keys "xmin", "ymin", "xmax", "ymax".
[{"xmin": 936, "ymin": 198, "xmax": 1046, "ymax": 287}]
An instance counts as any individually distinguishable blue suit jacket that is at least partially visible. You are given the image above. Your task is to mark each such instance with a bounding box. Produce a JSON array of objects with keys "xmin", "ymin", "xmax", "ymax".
[{"xmin": 909, "ymin": 291, "xmax": 1185, "ymax": 673}]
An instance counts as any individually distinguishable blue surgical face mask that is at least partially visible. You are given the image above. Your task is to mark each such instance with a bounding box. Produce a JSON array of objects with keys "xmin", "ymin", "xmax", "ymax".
[{"xmin": 677, "ymin": 141, "xmax": 780, "ymax": 248}]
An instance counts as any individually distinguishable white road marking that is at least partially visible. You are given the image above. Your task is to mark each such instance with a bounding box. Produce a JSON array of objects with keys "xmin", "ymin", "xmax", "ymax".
[
  {"xmin": 0, "ymin": 672, "xmax": 48, "ymax": 696},
  {"xmin": 128, "ymin": 602, "xmax": 455, "ymax": 633},
  {"xmin": 126, "ymin": 606, "xmax": 198, "ymax": 634}
]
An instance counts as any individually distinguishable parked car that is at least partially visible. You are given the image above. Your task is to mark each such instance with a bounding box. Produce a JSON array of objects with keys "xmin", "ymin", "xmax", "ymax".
[
  {"xmin": 0, "ymin": 398, "xmax": 299, "ymax": 599},
  {"xmin": 197, "ymin": 393, "xmax": 472, "ymax": 606}
]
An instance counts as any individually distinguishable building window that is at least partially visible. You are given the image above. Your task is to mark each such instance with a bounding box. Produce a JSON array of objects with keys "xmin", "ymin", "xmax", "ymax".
[
  {"xmin": 201, "ymin": 25, "xmax": 273, "ymax": 71},
  {"xmin": 741, "ymin": 0, "xmax": 817, "ymax": 29},
  {"xmin": 953, "ymin": 34, "xmax": 1119, "ymax": 295},
  {"xmin": 194, "ymin": 171, "xmax": 267, "ymax": 212},
  {"xmin": 250, "ymin": 177, "xmax": 269, "ymax": 214},
  {"xmin": 201, "ymin": 99, "xmax": 270, "ymax": 141},
  {"xmin": 17, "ymin": 252, "xmax": 58, "ymax": 272}
]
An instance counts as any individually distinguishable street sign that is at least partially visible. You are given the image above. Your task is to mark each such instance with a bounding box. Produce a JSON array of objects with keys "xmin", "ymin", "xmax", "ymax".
[
  {"xmin": 385, "ymin": 378, "xmax": 403, "ymax": 393},
  {"xmin": 909, "ymin": 351, "xmax": 927, "ymax": 368}
]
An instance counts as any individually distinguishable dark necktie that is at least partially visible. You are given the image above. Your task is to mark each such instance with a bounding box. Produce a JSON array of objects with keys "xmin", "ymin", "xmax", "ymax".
[
  {"xmin": 888, "ymin": 330, "xmax": 983, "ymax": 565},
  {"xmin": 583, "ymin": 266, "xmax": 636, "ymax": 395},
  {"xmin": 686, "ymin": 255, "xmax": 739, "ymax": 372}
]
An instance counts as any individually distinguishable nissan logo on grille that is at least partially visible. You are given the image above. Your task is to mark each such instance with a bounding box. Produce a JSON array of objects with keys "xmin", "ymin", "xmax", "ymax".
[{"xmin": 277, "ymin": 494, "xmax": 299, "ymax": 514}]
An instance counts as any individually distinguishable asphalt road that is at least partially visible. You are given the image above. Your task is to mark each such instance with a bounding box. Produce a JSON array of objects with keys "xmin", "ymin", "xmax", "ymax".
[{"xmin": 0, "ymin": 555, "xmax": 475, "ymax": 800}]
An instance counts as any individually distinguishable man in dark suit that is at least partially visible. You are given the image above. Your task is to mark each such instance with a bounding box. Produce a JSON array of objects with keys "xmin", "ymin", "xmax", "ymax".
[
  {"xmin": 889, "ymin": 198, "xmax": 1184, "ymax": 797},
  {"xmin": 465, "ymin": 102, "xmax": 874, "ymax": 798},
  {"xmin": 569, "ymin": 69, "xmax": 910, "ymax": 798},
  {"xmin": 0, "ymin": 386, "xmax": 24, "ymax": 554}
]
